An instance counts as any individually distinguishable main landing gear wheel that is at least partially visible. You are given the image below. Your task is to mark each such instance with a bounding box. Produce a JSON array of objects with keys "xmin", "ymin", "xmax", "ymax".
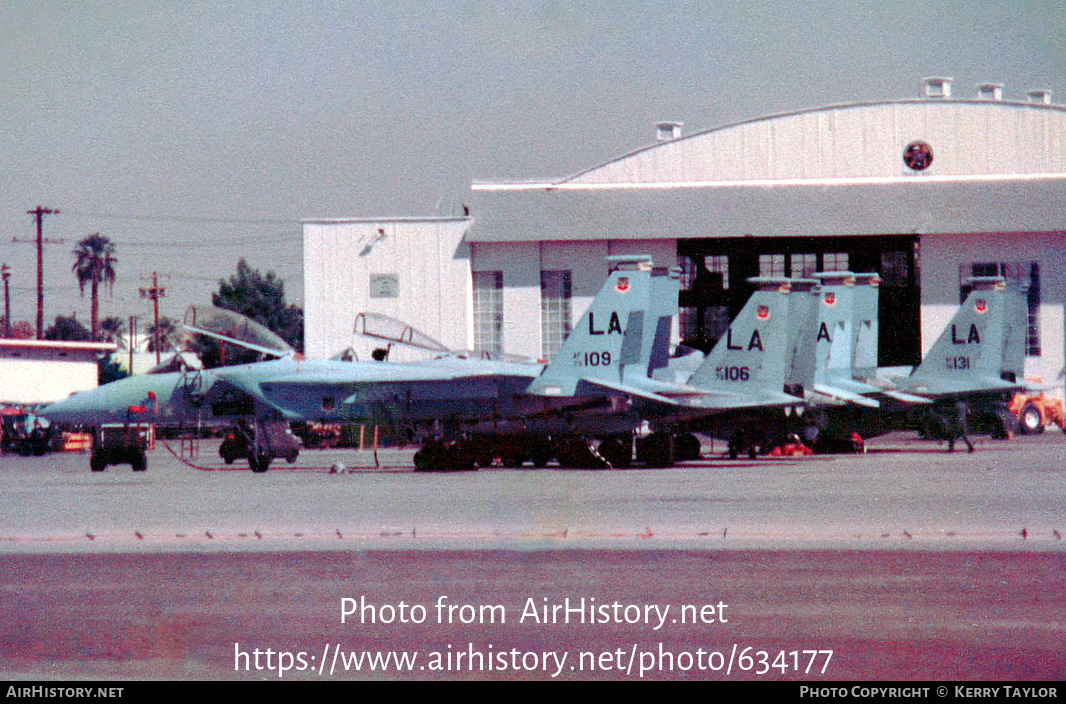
[
  {"xmin": 413, "ymin": 439, "xmax": 477, "ymax": 472},
  {"xmin": 635, "ymin": 432, "xmax": 676, "ymax": 468},
  {"xmin": 554, "ymin": 439, "xmax": 610, "ymax": 469},
  {"xmin": 596, "ymin": 436, "xmax": 633, "ymax": 469},
  {"xmin": 673, "ymin": 433, "xmax": 701, "ymax": 462}
]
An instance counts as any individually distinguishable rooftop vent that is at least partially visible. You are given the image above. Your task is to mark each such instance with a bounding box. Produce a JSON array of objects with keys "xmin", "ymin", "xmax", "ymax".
[
  {"xmin": 1027, "ymin": 89, "xmax": 1053, "ymax": 105},
  {"xmin": 922, "ymin": 77, "xmax": 953, "ymax": 99},
  {"xmin": 976, "ymin": 83, "xmax": 1004, "ymax": 101},
  {"xmin": 655, "ymin": 121, "xmax": 682, "ymax": 141}
]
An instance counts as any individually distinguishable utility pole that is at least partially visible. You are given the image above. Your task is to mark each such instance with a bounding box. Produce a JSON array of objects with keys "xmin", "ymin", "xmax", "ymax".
[
  {"xmin": 128, "ymin": 315, "xmax": 138, "ymax": 375},
  {"xmin": 139, "ymin": 272, "xmax": 166, "ymax": 365},
  {"xmin": 1, "ymin": 263, "xmax": 10, "ymax": 338},
  {"xmin": 26, "ymin": 206, "xmax": 58, "ymax": 339}
]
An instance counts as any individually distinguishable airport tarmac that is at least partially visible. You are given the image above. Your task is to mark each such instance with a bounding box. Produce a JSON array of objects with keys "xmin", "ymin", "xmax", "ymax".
[{"xmin": 0, "ymin": 432, "xmax": 1063, "ymax": 680}]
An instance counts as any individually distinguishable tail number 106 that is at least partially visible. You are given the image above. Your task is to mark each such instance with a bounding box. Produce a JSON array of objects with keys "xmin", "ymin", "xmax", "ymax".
[{"xmin": 716, "ymin": 366, "xmax": 751, "ymax": 381}]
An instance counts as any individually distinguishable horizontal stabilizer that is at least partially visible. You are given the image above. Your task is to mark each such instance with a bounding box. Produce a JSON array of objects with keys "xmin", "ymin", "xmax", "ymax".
[
  {"xmin": 813, "ymin": 383, "xmax": 881, "ymax": 408},
  {"xmin": 563, "ymin": 376, "xmax": 684, "ymax": 407},
  {"xmin": 880, "ymin": 389, "xmax": 933, "ymax": 404},
  {"xmin": 685, "ymin": 389, "xmax": 802, "ymax": 411}
]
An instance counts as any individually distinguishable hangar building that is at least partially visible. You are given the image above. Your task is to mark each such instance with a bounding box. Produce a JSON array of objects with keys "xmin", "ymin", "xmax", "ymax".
[{"xmin": 304, "ymin": 78, "xmax": 1065, "ymax": 392}]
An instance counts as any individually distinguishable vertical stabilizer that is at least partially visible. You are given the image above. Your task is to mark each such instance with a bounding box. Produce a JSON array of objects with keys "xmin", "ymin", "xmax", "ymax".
[
  {"xmin": 688, "ymin": 278, "xmax": 792, "ymax": 399},
  {"xmin": 527, "ymin": 256, "xmax": 658, "ymax": 396},
  {"xmin": 624, "ymin": 263, "xmax": 680, "ymax": 386},
  {"xmin": 808, "ymin": 272, "xmax": 881, "ymax": 406},
  {"xmin": 1001, "ymin": 282, "xmax": 1029, "ymax": 384},
  {"xmin": 810, "ymin": 272, "xmax": 857, "ymax": 384},
  {"xmin": 784, "ymin": 279, "xmax": 820, "ymax": 394},
  {"xmin": 906, "ymin": 277, "xmax": 1013, "ymax": 392},
  {"xmin": 852, "ymin": 274, "xmax": 881, "ymax": 377}
]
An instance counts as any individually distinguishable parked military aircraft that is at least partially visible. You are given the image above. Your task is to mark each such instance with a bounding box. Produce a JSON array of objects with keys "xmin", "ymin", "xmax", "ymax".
[
  {"xmin": 40, "ymin": 256, "xmax": 703, "ymax": 472},
  {"xmin": 644, "ymin": 277, "xmax": 806, "ymax": 459},
  {"xmin": 784, "ymin": 273, "xmax": 1029, "ymax": 449}
]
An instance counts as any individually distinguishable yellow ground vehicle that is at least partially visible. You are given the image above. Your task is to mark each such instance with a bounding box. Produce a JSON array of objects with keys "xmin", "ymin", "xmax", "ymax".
[{"xmin": 1009, "ymin": 392, "xmax": 1066, "ymax": 435}]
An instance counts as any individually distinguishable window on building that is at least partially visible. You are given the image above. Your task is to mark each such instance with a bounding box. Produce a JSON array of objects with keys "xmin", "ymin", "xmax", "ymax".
[
  {"xmin": 681, "ymin": 255, "xmax": 729, "ymax": 291},
  {"xmin": 540, "ymin": 270, "xmax": 572, "ymax": 358},
  {"xmin": 881, "ymin": 251, "xmax": 910, "ymax": 287},
  {"xmin": 790, "ymin": 253, "xmax": 818, "ymax": 278},
  {"xmin": 821, "ymin": 252, "xmax": 850, "ymax": 272},
  {"xmin": 680, "ymin": 257, "xmax": 697, "ymax": 291},
  {"xmin": 704, "ymin": 255, "xmax": 729, "ymax": 290},
  {"xmin": 759, "ymin": 254, "xmax": 786, "ymax": 277},
  {"xmin": 473, "ymin": 271, "xmax": 503, "ymax": 357},
  {"xmin": 959, "ymin": 262, "xmax": 1041, "ymax": 357},
  {"xmin": 679, "ymin": 306, "xmax": 732, "ymax": 349}
]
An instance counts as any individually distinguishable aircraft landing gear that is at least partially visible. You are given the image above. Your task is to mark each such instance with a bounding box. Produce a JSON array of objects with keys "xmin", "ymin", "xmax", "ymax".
[
  {"xmin": 596, "ymin": 435, "xmax": 633, "ymax": 469},
  {"xmin": 673, "ymin": 433, "xmax": 702, "ymax": 462},
  {"xmin": 727, "ymin": 435, "xmax": 759, "ymax": 460},
  {"xmin": 413, "ymin": 438, "xmax": 477, "ymax": 472},
  {"xmin": 554, "ymin": 438, "xmax": 610, "ymax": 469},
  {"xmin": 635, "ymin": 432, "xmax": 676, "ymax": 468}
]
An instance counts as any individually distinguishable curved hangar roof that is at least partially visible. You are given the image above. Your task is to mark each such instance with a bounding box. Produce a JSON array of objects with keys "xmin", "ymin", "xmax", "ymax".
[{"xmin": 468, "ymin": 96, "xmax": 1066, "ymax": 242}]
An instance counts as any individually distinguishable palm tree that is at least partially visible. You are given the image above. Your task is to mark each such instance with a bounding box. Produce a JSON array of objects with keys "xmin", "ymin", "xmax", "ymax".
[
  {"xmin": 100, "ymin": 316, "xmax": 126, "ymax": 346},
  {"xmin": 146, "ymin": 316, "xmax": 178, "ymax": 354},
  {"xmin": 72, "ymin": 233, "xmax": 117, "ymax": 341}
]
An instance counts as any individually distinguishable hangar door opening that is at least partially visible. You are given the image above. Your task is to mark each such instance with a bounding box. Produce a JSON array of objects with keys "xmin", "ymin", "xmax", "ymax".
[{"xmin": 678, "ymin": 235, "xmax": 920, "ymax": 367}]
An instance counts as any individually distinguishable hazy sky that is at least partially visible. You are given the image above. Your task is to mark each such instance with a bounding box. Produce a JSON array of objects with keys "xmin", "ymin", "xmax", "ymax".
[{"xmin": 1, "ymin": 0, "xmax": 1064, "ymax": 330}]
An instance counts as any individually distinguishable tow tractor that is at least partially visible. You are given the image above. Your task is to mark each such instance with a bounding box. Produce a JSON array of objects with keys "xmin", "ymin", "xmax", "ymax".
[
  {"xmin": 1009, "ymin": 391, "xmax": 1066, "ymax": 435},
  {"xmin": 90, "ymin": 422, "xmax": 153, "ymax": 472}
]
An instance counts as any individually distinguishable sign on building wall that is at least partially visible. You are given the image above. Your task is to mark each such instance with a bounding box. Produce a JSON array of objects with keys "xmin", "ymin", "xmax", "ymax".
[{"xmin": 370, "ymin": 274, "xmax": 400, "ymax": 298}]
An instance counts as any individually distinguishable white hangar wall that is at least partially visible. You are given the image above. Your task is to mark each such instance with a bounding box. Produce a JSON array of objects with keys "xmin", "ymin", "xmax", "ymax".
[
  {"xmin": 302, "ymin": 218, "xmax": 471, "ymax": 361},
  {"xmin": 464, "ymin": 87, "xmax": 1066, "ymax": 392},
  {"xmin": 302, "ymin": 83, "xmax": 1066, "ymax": 391},
  {"xmin": 564, "ymin": 101, "xmax": 1066, "ymax": 184}
]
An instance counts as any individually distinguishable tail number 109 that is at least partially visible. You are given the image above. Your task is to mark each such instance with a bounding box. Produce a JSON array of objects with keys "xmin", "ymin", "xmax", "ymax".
[
  {"xmin": 716, "ymin": 366, "xmax": 750, "ymax": 381},
  {"xmin": 575, "ymin": 351, "xmax": 613, "ymax": 367}
]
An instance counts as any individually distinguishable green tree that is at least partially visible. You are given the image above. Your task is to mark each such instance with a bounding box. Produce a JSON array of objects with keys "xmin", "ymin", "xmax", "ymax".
[
  {"xmin": 98, "ymin": 355, "xmax": 129, "ymax": 385},
  {"xmin": 72, "ymin": 233, "xmax": 117, "ymax": 341},
  {"xmin": 100, "ymin": 316, "xmax": 126, "ymax": 345},
  {"xmin": 213, "ymin": 259, "xmax": 303, "ymax": 352},
  {"xmin": 44, "ymin": 314, "xmax": 91, "ymax": 341},
  {"xmin": 146, "ymin": 316, "xmax": 178, "ymax": 353}
]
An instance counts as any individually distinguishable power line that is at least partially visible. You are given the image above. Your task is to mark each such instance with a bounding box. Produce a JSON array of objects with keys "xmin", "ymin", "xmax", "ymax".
[
  {"xmin": 116, "ymin": 235, "xmax": 300, "ymax": 248},
  {"xmin": 60, "ymin": 210, "xmax": 301, "ymax": 226}
]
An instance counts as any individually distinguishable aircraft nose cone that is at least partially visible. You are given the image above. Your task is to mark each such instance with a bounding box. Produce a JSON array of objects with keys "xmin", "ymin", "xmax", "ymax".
[{"xmin": 39, "ymin": 389, "xmax": 106, "ymax": 426}]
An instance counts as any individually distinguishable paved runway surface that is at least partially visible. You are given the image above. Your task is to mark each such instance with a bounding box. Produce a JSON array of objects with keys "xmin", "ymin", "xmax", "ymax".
[{"xmin": 1, "ymin": 433, "xmax": 1063, "ymax": 680}]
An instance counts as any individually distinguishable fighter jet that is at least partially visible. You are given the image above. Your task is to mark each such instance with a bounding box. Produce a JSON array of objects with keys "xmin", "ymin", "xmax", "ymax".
[
  {"xmin": 785, "ymin": 273, "xmax": 1030, "ymax": 450},
  {"xmin": 40, "ymin": 256, "xmax": 695, "ymax": 472},
  {"xmin": 642, "ymin": 277, "xmax": 807, "ymax": 460}
]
